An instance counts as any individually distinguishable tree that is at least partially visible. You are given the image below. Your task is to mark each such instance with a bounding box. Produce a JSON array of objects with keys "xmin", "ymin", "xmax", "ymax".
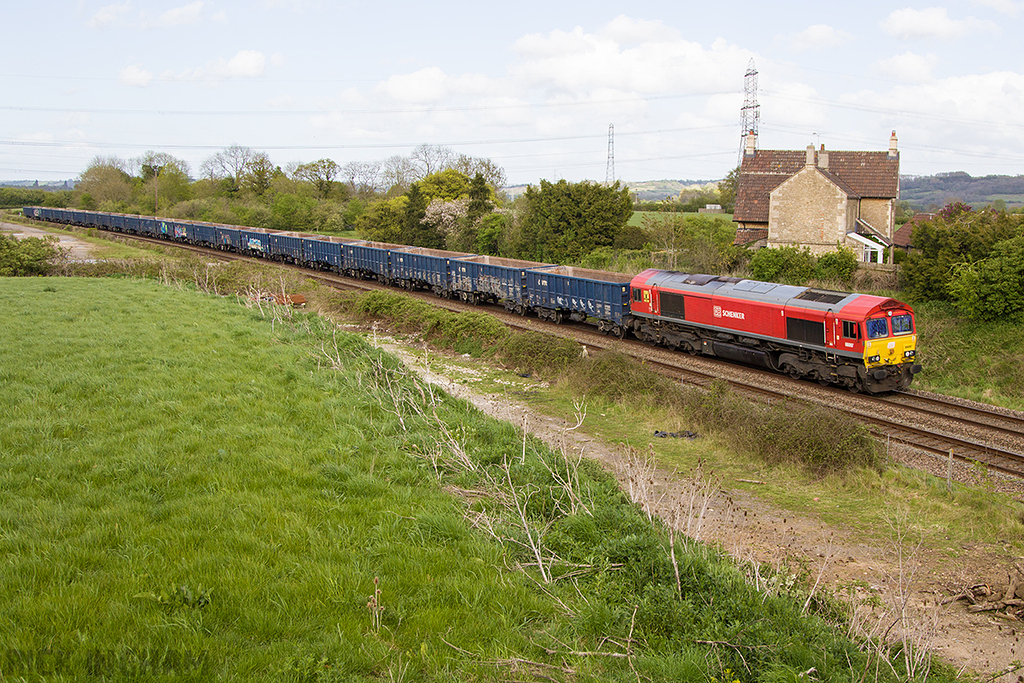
[
  {"xmin": 419, "ymin": 169, "xmax": 471, "ymax": 202},
  {"xmin": 947, "ymin": 235, "xmax": 1024, "ymax": 322},
  {"xmin": 342, "ymin": 160, "xmax": 383, "ymax": 198},
  {"xmin": 410, "ymin": 144, "xmax": 455, "ymax": 178},
  {"xmin": 77, "ymin": 157, "xmax": 134, "ymax": 208},
  {"xmin": 293, "ymin": 158, "xmax": 341, "ymax": 200},
  {"xmin": 137, "ymin": 151, "xmax": 192, "ymax": 214},
  {"xmin": 518, "ymin": 180, "xmax": 633, "ymax": 262},
  {"xmin": 241, "ymin": 153, "xmax": 276, "ymax": 197},
  {"xmin": 355, "ymin": 196, "xmax": 407, "ymax": 243},
  {"xmin": 717, "ymin": 166, "xmax": 739, "ymax": 213},
  {"xmin": 400, "ymin": 182, "xmax": 443, "ymax": 247},
  {"xmin": 901, "ymin": 203, "xmax": 1022, "ymax": 302},
  {"xmin": 200, "ymin": 145, "xmax": 254, "ymax": 185}
]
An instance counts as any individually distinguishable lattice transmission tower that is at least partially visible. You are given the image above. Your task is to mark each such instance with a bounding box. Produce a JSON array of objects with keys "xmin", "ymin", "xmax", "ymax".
[
  {"xmin": 738, "ymin": 58, "xmax": 760, "ymax": 164},
  {"xmin": 605, "ymin": 123, "xmax": 615, "ymax": 185}
]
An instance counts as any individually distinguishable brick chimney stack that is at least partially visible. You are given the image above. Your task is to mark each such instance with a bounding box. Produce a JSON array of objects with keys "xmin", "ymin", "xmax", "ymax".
[
  {"xmin": 805, "ymin": 145, "xmax": 815, "ymax": 166},
  {"xmin": 889, "ymin": 130, "xmax": 898, "ymax": 159},
  {"xmin": 744, "ymin": 130, "xmax": 757, "ymax": 157},
  {"xmin": 818, "ymin": 144, "xmax": 828, "ymax": 170}
]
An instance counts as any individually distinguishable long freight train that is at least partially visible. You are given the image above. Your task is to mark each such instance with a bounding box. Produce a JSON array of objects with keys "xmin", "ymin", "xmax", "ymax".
[{"xmin": 22, "ymin": 206, "xmax": 922, "ymax": 393}]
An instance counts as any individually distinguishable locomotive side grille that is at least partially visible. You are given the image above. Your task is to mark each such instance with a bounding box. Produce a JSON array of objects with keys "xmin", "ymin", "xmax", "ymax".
[{"xmin": 786, "ymin": 317, "xmax": 825, "ymax": 345}]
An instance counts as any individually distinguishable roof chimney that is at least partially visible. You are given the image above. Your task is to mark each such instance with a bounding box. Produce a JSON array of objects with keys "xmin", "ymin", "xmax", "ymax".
[
  {"xmin": 744, "ymin": 130, "xmax": 757, "ymax": 157},
  {"xmin": 818, "ymin": 144, "xmax": 828, "ymax": 170},
  {"xmin": 889, "ymin": 130, "xmax": 898, "ymax": 159},
  {"xmin": 806, "ymin": 145, "xmax": 815, "ymax": 166}
]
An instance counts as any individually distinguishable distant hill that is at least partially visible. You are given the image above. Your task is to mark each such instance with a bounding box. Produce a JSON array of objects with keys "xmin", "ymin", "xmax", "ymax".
[
  {"xmin": 0, "ymin": 180, "xmax": 76, "ymax": 191},
  {"xmin": 900, "ymin": 172, "xmax": 1024, "ymax": 210},
  {"xmin": 504, "ymin": 178, "xmax": 721, "ymax": 202}
]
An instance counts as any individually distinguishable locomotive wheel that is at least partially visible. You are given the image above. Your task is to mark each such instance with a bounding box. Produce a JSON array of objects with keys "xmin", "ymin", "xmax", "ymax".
[{"xmin": 785, "ymin": 365, "xmax": 801, "ymax": 380}]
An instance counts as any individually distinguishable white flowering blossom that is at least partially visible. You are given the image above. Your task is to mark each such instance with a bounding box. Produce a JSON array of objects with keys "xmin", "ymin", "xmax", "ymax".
[{"xmin": 423, "ymin": 198, "xmax": 468, "ymax": 236}]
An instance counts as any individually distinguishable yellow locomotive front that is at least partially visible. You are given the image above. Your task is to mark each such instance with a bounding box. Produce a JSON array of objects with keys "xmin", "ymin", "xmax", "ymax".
[{"xmin": 862, "ymin": 307, "xmax": 922, "ymax": 391}]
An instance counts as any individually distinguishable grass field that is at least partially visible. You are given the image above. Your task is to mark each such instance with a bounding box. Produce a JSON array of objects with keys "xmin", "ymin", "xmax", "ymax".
[{"xmin": 0, "ymin": 277, "xmax": 961, "ymax": 682}]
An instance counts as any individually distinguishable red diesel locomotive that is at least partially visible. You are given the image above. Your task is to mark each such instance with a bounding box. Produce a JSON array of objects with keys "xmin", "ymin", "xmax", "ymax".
[{"xmin": 628, "ymin": 269, "xmax": 922, "ymax": 393}]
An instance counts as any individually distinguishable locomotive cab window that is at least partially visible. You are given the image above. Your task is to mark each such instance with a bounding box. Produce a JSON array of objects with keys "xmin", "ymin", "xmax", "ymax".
[
  {"xmin": 842, "ymin": 320, "xmax": 860, "ymax": 340},
  {"xmin": 633, "ymin": 288, "xmax": 643, "ymax": 302},
  {"xmin": 866, "ymin": 317, "xmax": 889, "ymax": 339},
  {"xmin": 891, "ymin": 314, "xmax": 913, "ymax": 335}
]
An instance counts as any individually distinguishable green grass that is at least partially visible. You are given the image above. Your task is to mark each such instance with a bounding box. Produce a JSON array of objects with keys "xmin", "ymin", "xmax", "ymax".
[
  {"xmin": 0, "ymin": 277, "xmax": 956, "ymax": 682},
  {"xmin": 912, "ymin": 299, "xmax": 1024, "ymax": 409}
]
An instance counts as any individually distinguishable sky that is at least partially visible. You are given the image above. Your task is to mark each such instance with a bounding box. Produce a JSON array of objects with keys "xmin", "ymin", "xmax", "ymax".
[{"xmin": 4, "ymin": 1, "xmax": 1024, "ymax": 187}]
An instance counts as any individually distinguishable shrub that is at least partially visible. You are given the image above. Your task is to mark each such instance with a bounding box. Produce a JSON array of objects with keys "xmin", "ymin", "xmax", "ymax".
[
  {"xmin": 0, "ymin": 233, "xmax": 63, "ymax": 276},
  {"xmin": 749, "ymin": 245, "xmax": 816, "ymax": 284}
]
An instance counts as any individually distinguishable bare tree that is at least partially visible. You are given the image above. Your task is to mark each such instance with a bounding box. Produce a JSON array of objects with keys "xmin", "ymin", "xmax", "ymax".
[
  {"xmin": 382, "ymin": 155, "xmax": 419, "ymax": 195},
  {"xmin": 342, "ymin": 160, "xmax": 383, "ymax": 198},
  {"xmin": 200, "ymin": 144, "xmax": 254, "ymax": 182},
  {"xmin": 410, "ymin": 144, "xmax": 455, "ymax": 178}
]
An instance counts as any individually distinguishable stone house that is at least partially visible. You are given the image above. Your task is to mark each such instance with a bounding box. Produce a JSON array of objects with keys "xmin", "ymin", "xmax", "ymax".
[{"xmin": 733, "ymin": 132, "xmax": 900, "ymax": 262}]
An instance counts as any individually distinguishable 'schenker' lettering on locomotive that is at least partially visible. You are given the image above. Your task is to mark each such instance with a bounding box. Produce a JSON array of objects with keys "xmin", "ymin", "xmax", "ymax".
[{"xmin": 713, "ymin": 305, "xmax": 745, "ymax": 320}]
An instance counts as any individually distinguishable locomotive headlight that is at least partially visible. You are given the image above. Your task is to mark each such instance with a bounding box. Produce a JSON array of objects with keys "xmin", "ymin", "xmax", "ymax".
[
  {"xmin": 868, "ymin": 354, "xmax": 881, "ymax": 363},
  {"xmin": 903, "ymin": 350, "xmax": 916, "ymax": 358}
]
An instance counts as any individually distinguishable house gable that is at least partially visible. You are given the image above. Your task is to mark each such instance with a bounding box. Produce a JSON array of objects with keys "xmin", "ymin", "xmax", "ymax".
[{"xmin": 768, "ymin": 166, "xmax": 854, "ymax": 252}]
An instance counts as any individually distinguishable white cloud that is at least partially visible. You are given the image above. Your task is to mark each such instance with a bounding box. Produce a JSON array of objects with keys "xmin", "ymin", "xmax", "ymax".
[
  {"xmin": 89, "ymin": 0, "xmax": 207, "ymax": 29},
  {"xmin": 509, "ymin": 21, "xmax": 748, "ymax": 96},
  {"xmin": 211, "ymin": 10, "xmax": 228, "ymax": 23},
  {"xmin": 781, "ymin": 24, "xmax": 853, "ymax": 51},
  {"xmin": 881, "ymin": 7, "xmax": 999, "ymax": 40},
  {"xmin": 119, "ymin": 64, "xmax": 153, "ymax": 87},
  {"xmin": 88, "ymin": 1, "xmax": 132, "ymax": 29},
  {"xmin": 148, "ymin": 1, "xmax": 204, "ymax": 28},
  {"xmin": 164, "ymin": 50, "xmax": 267, "ymax": 81},
  {"xmin": 873, "ymin": 52, "xmax": 939, "ymax": 82}
]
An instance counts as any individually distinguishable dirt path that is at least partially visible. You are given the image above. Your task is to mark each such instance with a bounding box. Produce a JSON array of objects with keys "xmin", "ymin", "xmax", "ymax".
[{"xmin": 377, "ymin": 338, "xmax": 1024, "ymax": 683}]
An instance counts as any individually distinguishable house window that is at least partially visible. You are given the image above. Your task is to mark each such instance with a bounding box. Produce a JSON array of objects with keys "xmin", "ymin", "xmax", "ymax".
[{"xmin": 842, "ymin": 320, "xmax": 860, "ymax": 340}]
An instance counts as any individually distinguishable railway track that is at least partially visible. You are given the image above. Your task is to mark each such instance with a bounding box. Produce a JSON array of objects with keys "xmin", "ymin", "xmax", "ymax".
[{"xmin": 85, "ymin": 230, "xmax": 1024, "ymax": 480}]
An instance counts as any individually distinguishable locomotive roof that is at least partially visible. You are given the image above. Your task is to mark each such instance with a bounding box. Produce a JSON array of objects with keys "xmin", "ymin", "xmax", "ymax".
[{"xmin": 633, "ymin": 269, "xmax": 864, "ymax": 312}]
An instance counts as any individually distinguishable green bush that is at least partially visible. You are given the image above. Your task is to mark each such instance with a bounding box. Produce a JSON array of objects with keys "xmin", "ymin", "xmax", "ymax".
[
  {"xmin": 815, "ymin": 247, "xmax": 858, "ymax": 284},
  {"xmin": 0, "ymin": 233, "xmax": 62, "ymax": 276},
  {"xmin": 749, "ymin": 245, "xmax": 816, "ymax": 284}
]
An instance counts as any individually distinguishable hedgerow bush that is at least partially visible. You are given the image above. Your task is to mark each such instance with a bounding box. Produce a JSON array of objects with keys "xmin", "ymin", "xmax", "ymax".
[{"xmin": 0, "ymin": 233, "xmax": 63, "ymax": 276}]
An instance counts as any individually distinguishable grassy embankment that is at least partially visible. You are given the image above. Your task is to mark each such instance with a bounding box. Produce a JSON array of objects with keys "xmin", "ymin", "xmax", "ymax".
[{"xmin": 1, "ymin": 276, "xmax": 966, "ymax": 682}]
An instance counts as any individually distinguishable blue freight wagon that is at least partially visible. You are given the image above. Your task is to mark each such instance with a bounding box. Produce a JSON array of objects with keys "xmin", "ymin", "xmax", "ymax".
[
  {"xmin": 451, "ymin": 255, "xmax": 550, "ymax": 311},
  {"xmin": 268, "ymin": 232, "xmax": 305, "ymax": 263},
  {"xmin": 526, "ymin": 265, "xmax": 634, "ymax": 334},
  {"xmin": 303, "ymin": 236, "xmax": 343, "ymax": 271},
  {"xmin": 348, "ymin": 241, "xmax": 403, "ymax": 282},
  {"xmin": 238, "ymin": 228, "xmax": 269, "ymax": 257},
  {"xmin": 22, "ymin": 206, "xmax": 39, "ymax": 219},
  {"xmin": 124, "ymin": 215, "xmax": 142, "ymax": 234},
  {"xmin": 190, "ymin": 222, "xmax": 216, "ymax": 247},
  {"xmin": 391, "ymin": 246, "xmax": 471, "ymax": 295},
  {"xmin": 216, "ymin": 225, "xmax": 242, "ymax": 250}
]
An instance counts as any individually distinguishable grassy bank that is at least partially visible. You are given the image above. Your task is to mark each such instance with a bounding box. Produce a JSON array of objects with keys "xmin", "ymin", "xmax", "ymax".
[{"xmin": 0, "ymin": 277, "xmax": 958, "ymax": 682}]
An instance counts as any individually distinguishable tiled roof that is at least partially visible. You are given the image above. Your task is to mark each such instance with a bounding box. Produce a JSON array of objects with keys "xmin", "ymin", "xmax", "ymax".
[
  {"xmin": 732, "ymin": 227, "xmax": 768, "ymax": 246},
  {"xmin": 893, "ymin": 213, "xmax": 935, "ymax": 248},
  {"xmin": 735, "ymin": 149, "xmax": 899, "ymax": 223}
]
